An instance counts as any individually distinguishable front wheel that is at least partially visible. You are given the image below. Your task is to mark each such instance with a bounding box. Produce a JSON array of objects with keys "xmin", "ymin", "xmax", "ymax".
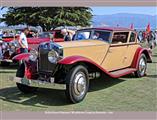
[
  {"xmin": 134, "ymin": 54, "xmax": 147, "ymax": 77},
  {"xmin": 65, "ymin": 65, "xmax": 89, "ymax": 103}
]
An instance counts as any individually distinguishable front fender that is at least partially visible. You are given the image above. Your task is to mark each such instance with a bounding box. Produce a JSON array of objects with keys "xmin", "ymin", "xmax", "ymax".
[
  {"xmin": 58, "ymin": 56, "xmax": 112, "ymax": 77},
  {"xmin": 58, "ymin": 56, "xmax": 93, "ymax": 65},
  {"xmin": 12, "ymin": 53, "xmax": 31, "ymax": 61}
]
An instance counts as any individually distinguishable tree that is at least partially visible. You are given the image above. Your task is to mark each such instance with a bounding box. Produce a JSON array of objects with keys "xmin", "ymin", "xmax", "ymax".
[{"xmin": 2, "ymin": 7, "xmax": 92, "ymax": 31}]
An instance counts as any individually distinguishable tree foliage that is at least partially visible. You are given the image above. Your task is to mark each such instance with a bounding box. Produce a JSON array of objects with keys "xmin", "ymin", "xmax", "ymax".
[{"xmin": 2, "ymin": 7, "xmax": 92, "ymax": 31}]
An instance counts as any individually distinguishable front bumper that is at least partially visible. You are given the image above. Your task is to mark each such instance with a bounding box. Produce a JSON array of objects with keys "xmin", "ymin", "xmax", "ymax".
[{"xmin": 10, "ymin": 76, "xmax": 66, "ymax": 90}]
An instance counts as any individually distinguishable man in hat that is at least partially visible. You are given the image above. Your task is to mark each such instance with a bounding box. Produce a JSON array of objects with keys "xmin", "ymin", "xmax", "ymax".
[{"xmin": 61, "ymin": 28, "xmax": 75, "ymax": 41}]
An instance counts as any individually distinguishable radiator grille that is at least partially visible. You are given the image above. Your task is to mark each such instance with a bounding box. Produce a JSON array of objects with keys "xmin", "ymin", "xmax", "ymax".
[{"xmin": 38, "ymin": 49, "xmax": 56, "ymax": 72}]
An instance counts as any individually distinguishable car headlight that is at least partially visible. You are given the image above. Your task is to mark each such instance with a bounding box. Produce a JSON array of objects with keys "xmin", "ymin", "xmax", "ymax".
[
  {"xmin": 48, "ymin": 50, "xmax": 59, "ymax": 64},
  {"xmin": 29, "ymin": 49, "xmax": 38, "ymax": 61}
]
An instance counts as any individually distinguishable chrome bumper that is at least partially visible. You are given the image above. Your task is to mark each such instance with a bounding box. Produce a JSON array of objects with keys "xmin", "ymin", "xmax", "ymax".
[{"xmin": 10, "ymin": 76, "xmax": 66, "ymax": 90}]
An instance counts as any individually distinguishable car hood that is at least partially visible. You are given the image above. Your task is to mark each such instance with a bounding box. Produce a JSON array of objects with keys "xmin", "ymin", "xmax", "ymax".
[{"xmin": 57, "ymin": 40, "xmax": 109, "ymax": 48}]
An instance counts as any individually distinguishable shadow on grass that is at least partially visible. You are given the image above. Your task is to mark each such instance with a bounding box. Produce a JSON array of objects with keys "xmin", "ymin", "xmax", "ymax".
[
  {"xmin": 0, "ymin": 86, "xmax": 68, "ymax": 108},
  {"xmin": 0, "ymin": 64, "xmax": 18, "ymax": 70},
  {"xmin": 0, "ymin": 77, "xmax": 125, "ymax": 107},
  {"xmin": 146, "ymin": 75, "xmax": 157, "ymax": 78},
  {"xmin": 152, "ymin": 54, "xmax": 157, "ymax": 57},
  {"xmin": 89, "ymin": 76, "xmax": 125, "ymax": 92},
  {"xmin": 0, "ymin": 64, "xmax": 18, "ymax": 73}
]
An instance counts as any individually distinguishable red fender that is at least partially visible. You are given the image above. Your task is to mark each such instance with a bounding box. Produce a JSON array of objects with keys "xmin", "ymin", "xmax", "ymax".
[
  {"xmin": 131, "ymin": 47, "xmax": 152, "ymax": 69},
  {"xmin": 24, "ymin": 61, "xmax": 38, "ymax": 80},
  {"xmin": 12, "ymin": 53, "xmax": 31, "ymax": 61},
  {"xmin": 58, "ymin": 56, "xmax": 115, "ymax": 77}
]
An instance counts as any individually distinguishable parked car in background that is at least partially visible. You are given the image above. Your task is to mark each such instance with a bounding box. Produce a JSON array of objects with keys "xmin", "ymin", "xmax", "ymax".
[
  {"xmin": 0, "ymin": 30, "xmax": 65, "ymax": 66},
  {"xmin": 12, "ymin": 27, "xmax": 152, "ymax": 103},
  {"xmin": 51, "ymin": 30, "xmax": 64, "ymax": 42}
]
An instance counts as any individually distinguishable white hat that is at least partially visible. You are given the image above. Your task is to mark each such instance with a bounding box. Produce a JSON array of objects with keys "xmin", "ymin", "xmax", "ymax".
[{"xmin": 61, "ymin": 29, "xmax": 67, "ymax": 33}]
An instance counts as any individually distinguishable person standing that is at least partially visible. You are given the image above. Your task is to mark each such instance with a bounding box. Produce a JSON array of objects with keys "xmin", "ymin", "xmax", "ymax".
[
  {"xmin": 155, "ymin": 30, "xmax": 157, "ymax": 46},
  {"xmin": 18, "ymin": 28, "xmax": 29, "ymax": 53},
  {"xmin": 61, "ymin": 28, "xmax": 75, "ymax": 41}
]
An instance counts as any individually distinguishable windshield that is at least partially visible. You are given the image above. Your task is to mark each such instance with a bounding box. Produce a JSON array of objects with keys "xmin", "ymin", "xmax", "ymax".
[
  {"xmin": 75, "ymin": 31, "xmax": 92, "ymax": 40},
  {"xmin": 74, "ymin": 29, "xmax": 111, "ymax": 42}
]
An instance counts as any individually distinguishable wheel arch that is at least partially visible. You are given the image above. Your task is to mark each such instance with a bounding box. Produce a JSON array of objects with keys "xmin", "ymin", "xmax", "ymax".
[
  {"xmin": 58, "ymin": 56, "xmax": 111, "ymax": 77},
  {"xmin": 142, "ymin": 49, "xmax": 152, "ymax": 63},
  {"xmin": 131, "ymin": 47, "xmax": 152, "ymax": 69}
]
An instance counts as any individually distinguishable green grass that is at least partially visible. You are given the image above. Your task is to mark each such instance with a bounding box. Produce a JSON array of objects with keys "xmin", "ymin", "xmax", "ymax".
[{"xmin": 0, "ymin": 48, "xmax": 157, "ymax": 111}]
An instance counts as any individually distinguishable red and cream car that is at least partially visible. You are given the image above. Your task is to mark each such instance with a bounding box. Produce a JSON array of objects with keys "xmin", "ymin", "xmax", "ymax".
[{"xmin": 12, "ymin": 27, "xmax": 152, "ymax": 103}]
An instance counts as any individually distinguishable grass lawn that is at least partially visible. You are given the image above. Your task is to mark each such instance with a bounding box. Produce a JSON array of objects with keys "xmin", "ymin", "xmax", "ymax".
[{"xmin": 0, "ymin": 47, "xmax": 157, "ymax": 111}]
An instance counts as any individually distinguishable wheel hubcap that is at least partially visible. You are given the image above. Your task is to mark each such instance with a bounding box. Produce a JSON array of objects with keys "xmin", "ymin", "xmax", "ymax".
[
  {"xmin": 74, "ymin": 72, "xmax": 86, "ymax": 97},
  {"xmin": 139, "ymin": 57, "xmax": 146, "ymax": 75}
]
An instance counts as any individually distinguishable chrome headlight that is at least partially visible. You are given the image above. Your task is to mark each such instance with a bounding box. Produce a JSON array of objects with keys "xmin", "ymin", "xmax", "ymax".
[
  {"xmin": 48, "ymin": 50, "xmax": 59, "ymax": 64},
  {"xmin": 29, "ymin": 49, "xmax": 38, "ymax": 61}
]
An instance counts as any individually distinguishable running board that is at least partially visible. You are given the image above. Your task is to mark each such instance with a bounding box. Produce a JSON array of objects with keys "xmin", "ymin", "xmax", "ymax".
[{"xmin": 109, "ymin": 68, "xmax": 137, "ymax": 78}]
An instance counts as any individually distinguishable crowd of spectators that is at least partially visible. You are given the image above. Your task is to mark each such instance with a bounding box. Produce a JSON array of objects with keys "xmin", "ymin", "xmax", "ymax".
[{"xmin": 137, "ymin": 30, "xmax": 157, "ymax": 49}]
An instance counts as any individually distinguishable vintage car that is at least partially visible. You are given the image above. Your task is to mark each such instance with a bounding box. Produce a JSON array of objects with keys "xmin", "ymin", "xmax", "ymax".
[
  {"xmin": 12, "ymin": 27, "xmax": 152, "ymax": 103},
  {"xmin": 0, "ymin": 30, "xmax": 64, "ymax": 66}
]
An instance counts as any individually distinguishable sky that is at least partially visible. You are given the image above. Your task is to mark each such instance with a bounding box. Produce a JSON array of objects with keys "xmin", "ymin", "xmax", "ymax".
[
  {"xmin": 91, "ymin": 7, "xmax": 157, "ymax": 15},
  {"xmin": 1, "ymin": 7, "xmax": 157, "ymax": 17}
]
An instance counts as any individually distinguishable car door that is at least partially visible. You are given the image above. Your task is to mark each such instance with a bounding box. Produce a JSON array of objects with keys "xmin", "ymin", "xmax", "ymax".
[
  {"xmin": 101, "ymin": 31, "xmax": 130, "ymax": 71},
  {"xmin": 124, "ymin": 32, "xmax": 140, "ymax": 67}
]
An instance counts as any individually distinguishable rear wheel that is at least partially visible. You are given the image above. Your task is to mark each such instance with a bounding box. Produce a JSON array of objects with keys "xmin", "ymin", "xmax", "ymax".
[
  {"xmin": 135, "ymin": 54, "xmax": 147, "ymax": 77},
  {"xmin": 16, "ymin": 63, "xmax": 38, "ymax": 93},
  {"xmin": 65, "ymin": 65, "xmax": 89, "ymax": 103}
]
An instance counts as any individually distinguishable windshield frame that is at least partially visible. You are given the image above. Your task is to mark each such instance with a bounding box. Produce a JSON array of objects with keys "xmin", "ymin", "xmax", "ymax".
[{"xmin": 74, "ymin": 29, "xmax": 112, "ymax": 43}]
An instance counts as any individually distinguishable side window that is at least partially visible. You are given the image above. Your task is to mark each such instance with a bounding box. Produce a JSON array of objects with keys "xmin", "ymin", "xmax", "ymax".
[
  {"xmin": 75, "ymin": 31, "xmax": 91, "ymax": 40},
  {"xmin": 92, "ymin": 30, "xmax": 111, "ymax": 42},
  {"xmin": 112, "ymin": 32, "xmax": 129, "ymax": 44},
  {"xmin": 129, "ymin": 32, "xmax": 136, "ymax": 42}
]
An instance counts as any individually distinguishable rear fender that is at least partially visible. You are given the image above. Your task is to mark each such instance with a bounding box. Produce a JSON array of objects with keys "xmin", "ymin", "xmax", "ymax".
[{"xmin": 131, "ymin": 47, "xmax": 152, "ymax": 69}]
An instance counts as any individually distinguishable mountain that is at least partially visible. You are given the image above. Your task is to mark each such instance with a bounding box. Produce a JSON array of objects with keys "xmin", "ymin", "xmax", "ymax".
[{"xmin": 92, "ymin": 13, "xmax": 157, "ymax": 29}]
